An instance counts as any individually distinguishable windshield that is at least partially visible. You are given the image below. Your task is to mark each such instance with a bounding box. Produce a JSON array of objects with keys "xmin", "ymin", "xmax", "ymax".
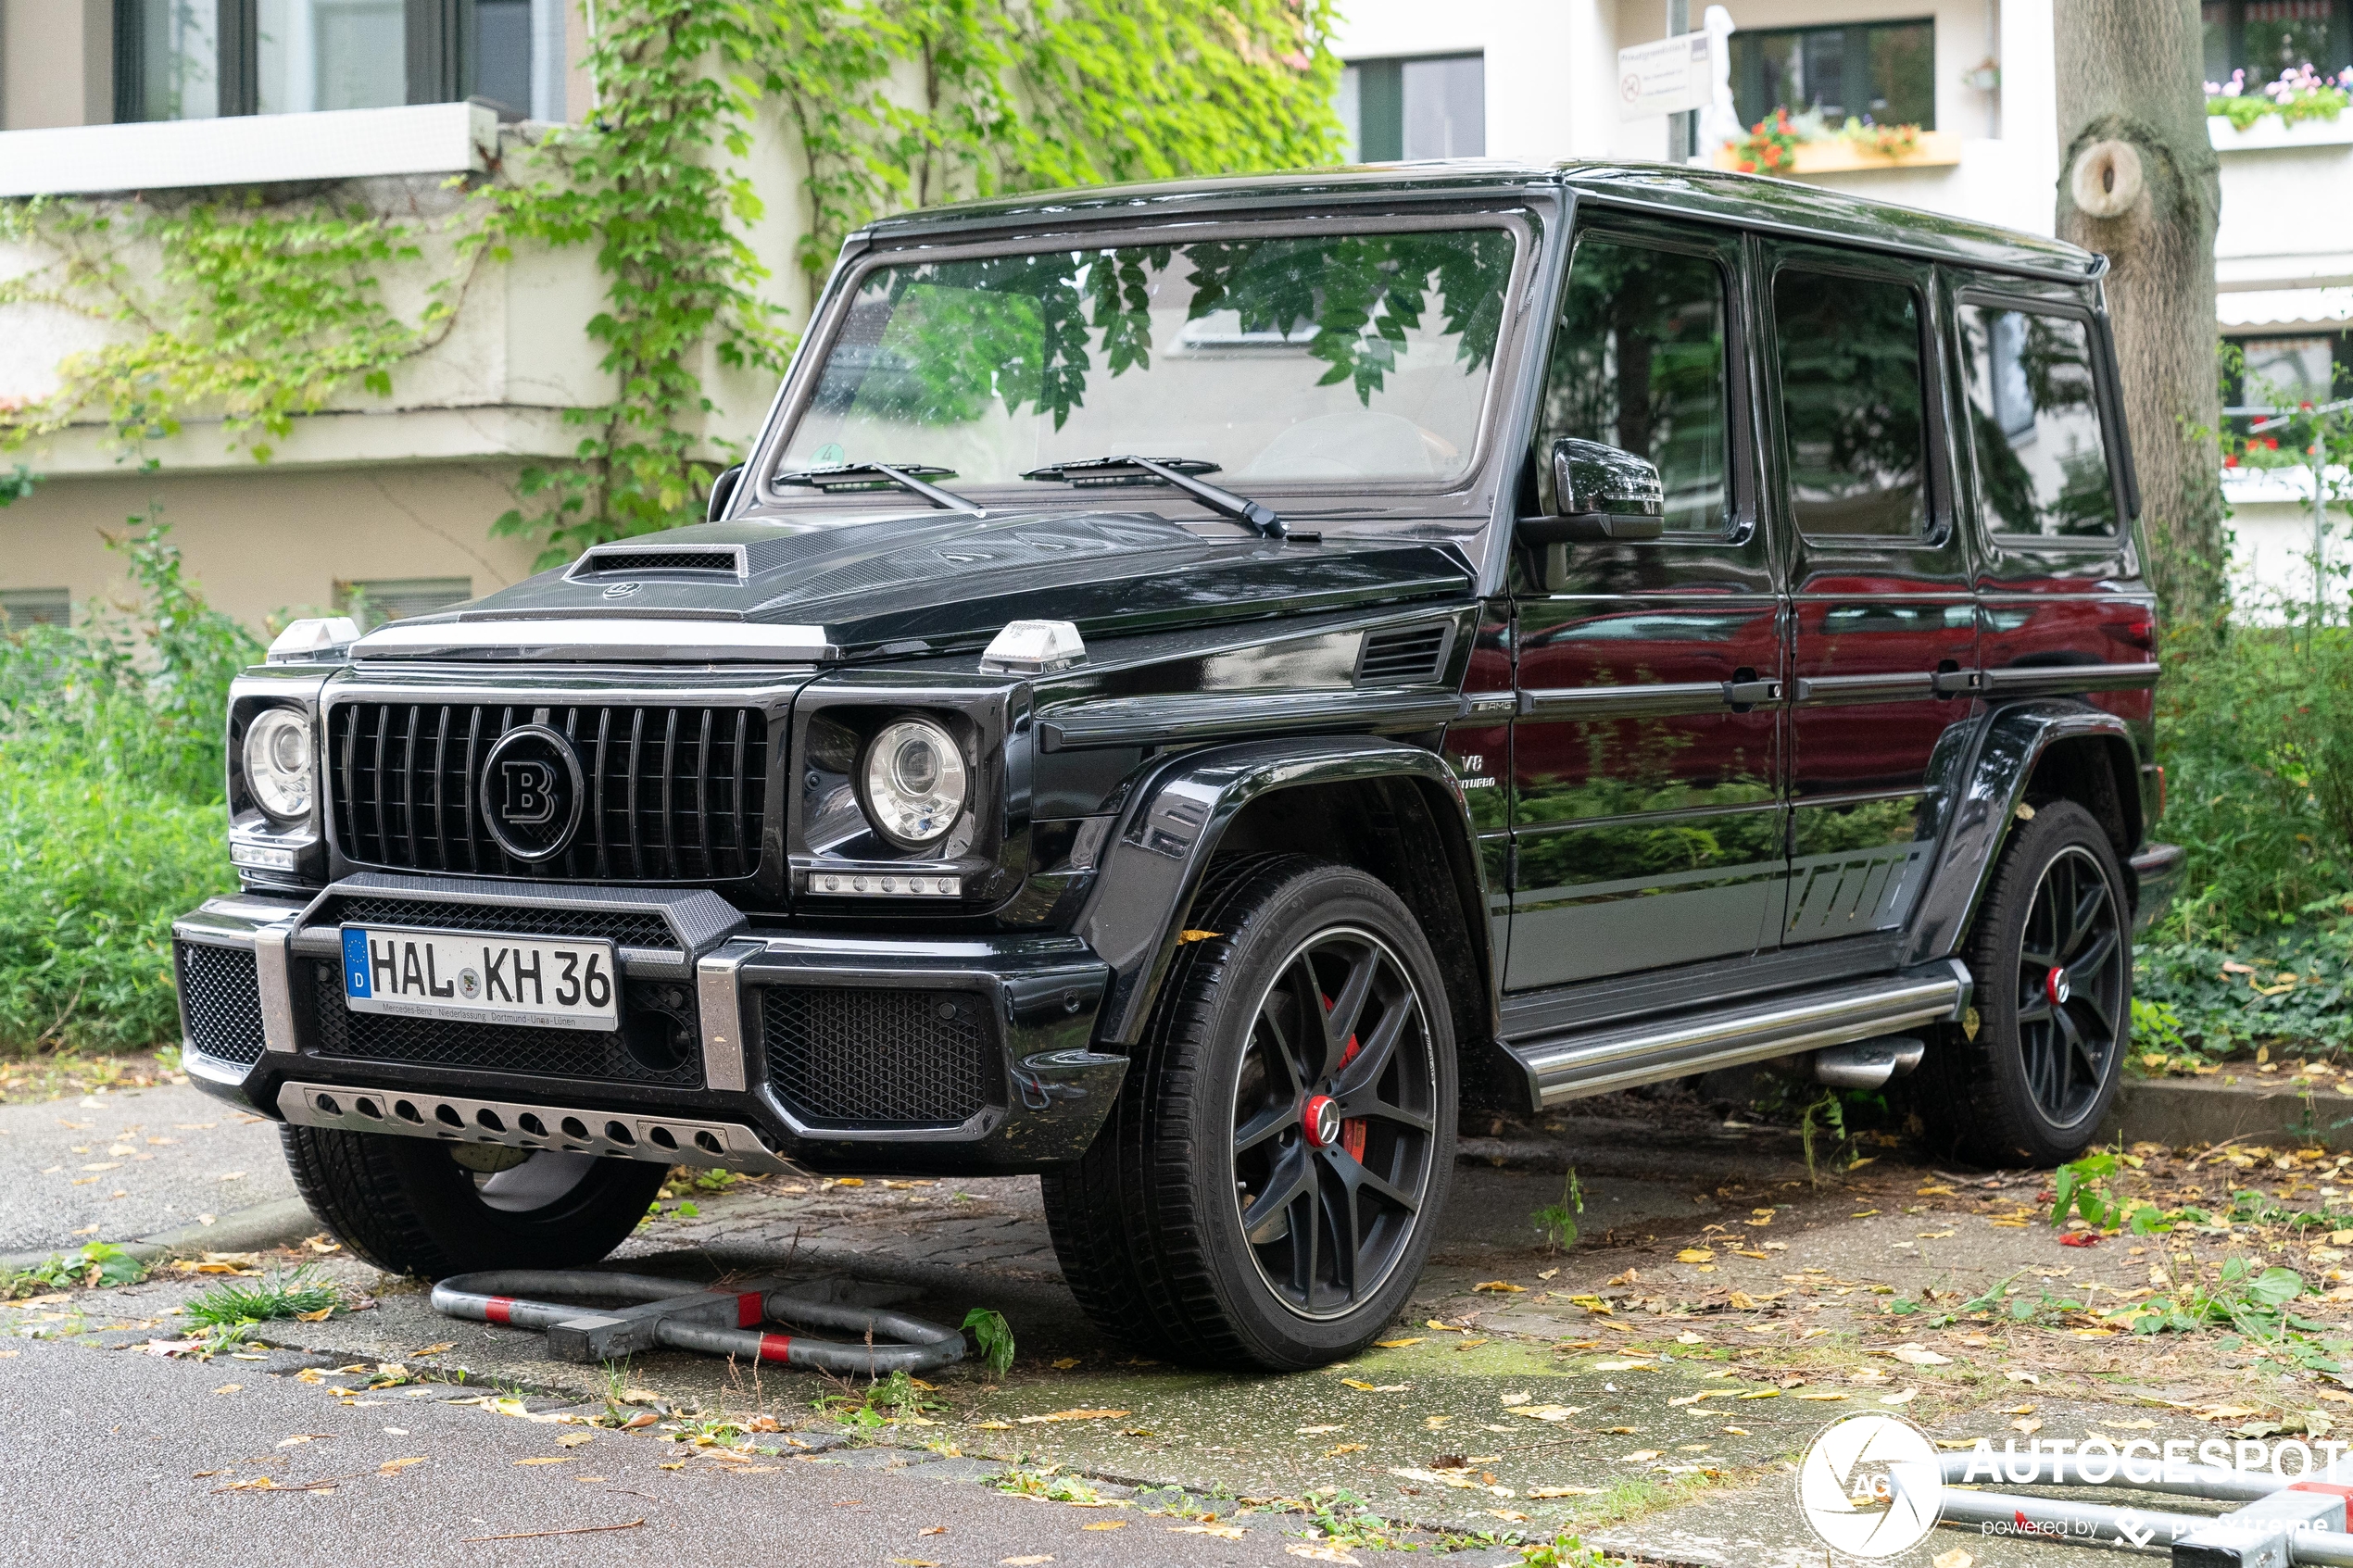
[{"xmin": 774, "ymin": 226, "xmax": 1520, "ymax": 493}]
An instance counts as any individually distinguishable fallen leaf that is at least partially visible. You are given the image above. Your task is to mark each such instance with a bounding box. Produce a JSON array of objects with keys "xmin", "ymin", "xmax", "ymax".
[
  {"xmin": 1891, "ymin": 1346, "xmax": 1953, "ymax": 1366},
  {"xmin": 1669, "ymin": 1390, "xmax": 1740, "ymax": 1407},
  {"xmin": 2012, "ymin": 1419, "xmax": 2044, "ymax": 1435},
  {"xmin": 1170, "ymin": 1524, "xmax": 1245, "ymax": 1539},
  {"xmin": 1617, "ymin": 1449, "xmax": 1663, "ymax": 1462},
  {"xmin": 1527, "ymin": 1486, "xmax": 1605, "ymax": 1498},
  {"xmin": 412, "ymin": 1343, "xmax": 454, "ymax": 1357},
  {"xmin": 1084, "ymin": 1521, "xmax": 1127, "ymax": 1531},
  {"xmin": 1014, "ymin": 1409, "xmax": 1130, "ymax": 1424},
  {"xmin": 1472, "ymin": 1281, "xmax": 1527, "ymax": 1293},
  {"xmin": 1000, "ymin": 1557, "xmax": 1055, "ymax": 1565},
  {"xmin": 1373, "ymin": 1338, "xmax": 1425, "ymax": 1348},
  {"xmin": 1296, "ymin": 1424, "xmax": 1346, "ymax": 1435},
  {"xmin": 1592, "ymin": 1360, "xmax": 1653, "ymax": 1372},
  {"xmin": 2058, "ymin": 1232, "xmax": 2101, "ymax": 1248},
  {"xmin": 1880, "ymin": 1389, "xmax": 1918, "ymax": 1406},
  {"xmin": 920, "ymin": 1527, "xmax": 947, "ymax": 1537},
  {"xmin": 1326, "ymin": 1444, "xmax": 1367, "ymax": 1457},
  {"xmin": 1793, "ymin": 1391, "xmax": 1848, "ymax": 1401},
  {"xmin": 378, "ymin": 1457, "xmax": 427, "ymax": 1475},
  {"xmin": 1509, "ymin": 1405, "xmax": 1581, "ymax": 1422},
  {"xmin": 1287, "ymin": 1547, "xmax": 1359, "ymax": 1564},
  {"xmin": 557, "ymin": 1433, "xmax": 595, "ymax": 1448},
  {"xmin": 1677, "ymin": 1248, "xmax": 1715, "ymax": 1263},
  {"xmin": 1051, "ymin": 1358, "xmax": 1080, "ymax": 1370},
  {"xmin": 514, "ymin": 1457, "xmax": 571, "ymax": 1466},
  {"xmin": 1933, "ymin": 1550, "xmax": 1975, "ymax": 1568},
  {"xmin": 211, "ymin": 1385, "xmax": 241, "ymax": 1396}
]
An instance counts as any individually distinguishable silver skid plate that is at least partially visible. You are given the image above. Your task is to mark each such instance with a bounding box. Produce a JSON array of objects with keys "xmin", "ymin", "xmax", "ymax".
[{"xmin": 278, "ymin": 1080, "xmax": 793, "ymax": 1173}]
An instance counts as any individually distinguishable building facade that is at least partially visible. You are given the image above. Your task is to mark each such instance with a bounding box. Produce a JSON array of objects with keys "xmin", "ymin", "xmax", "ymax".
[{"xmin": 0, "ymin": 1, "xmax": 2342, "ymax": 631}]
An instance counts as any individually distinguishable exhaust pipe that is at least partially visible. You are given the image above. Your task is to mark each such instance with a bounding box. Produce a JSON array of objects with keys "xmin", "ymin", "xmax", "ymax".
[{"xmin": 1812, "ymin": 1035, "xmax": 1926, "ymax": 1090}]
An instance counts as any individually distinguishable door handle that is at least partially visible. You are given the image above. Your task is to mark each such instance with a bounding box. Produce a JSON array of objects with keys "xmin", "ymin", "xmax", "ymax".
[
  {"xmin": 1721, "ymin": 673, "xmax": 1784, "ymax": 710},
  {"xmin": 1931, "ymin": 666, "xmax": 1986, "ymax": 697}
]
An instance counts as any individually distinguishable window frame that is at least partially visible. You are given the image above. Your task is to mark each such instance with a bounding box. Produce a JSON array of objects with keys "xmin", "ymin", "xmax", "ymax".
[
  {"xmin": 1530, "ymin": 217, "xmax": 1757, "ymax": 547},
  {"xmin": 1951, "ymin": 284, "xmax": 2131, "ymax": 551},
  {"xmin": 1339, "ymin": 52, "xmax": 1486, "ymax": 162},
  {"xmin": 112, "ymin": 0, "xmax": 504, "ymax": 122},
  {"xmin": 1759, "ymin": 244, "xmax": 1955, "ymax": 553},
  {"xmin": 2204, "ymin": 0, "xmax": 2353, "ymax": 82},
  {"xmin": 1728, "ymin": 17, "xmax": 1939, "ymax": 132}
]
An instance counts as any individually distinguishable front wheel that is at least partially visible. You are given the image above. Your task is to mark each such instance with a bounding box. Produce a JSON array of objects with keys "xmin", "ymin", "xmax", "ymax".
[
  {"xmin": 1912, "ymin": 799, "xmax": 2132, "ymax": 1167},
  {"xmin": 281, "ymin": 1126, "xmax": 667, "ymax": 1278},
  {"xmin": 1042, "ymin": 857, "xmax": 1457, "ymax": 1371}
]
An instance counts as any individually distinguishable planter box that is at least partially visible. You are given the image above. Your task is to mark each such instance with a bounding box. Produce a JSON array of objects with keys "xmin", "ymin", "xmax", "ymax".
[
  {"xmin": 2208, "ymin": 111, "xmax": 2353, "ymax": 151},
  {"xmin": 1713, "ymin": 129, "xmax": 1963, "ymax": 174}
]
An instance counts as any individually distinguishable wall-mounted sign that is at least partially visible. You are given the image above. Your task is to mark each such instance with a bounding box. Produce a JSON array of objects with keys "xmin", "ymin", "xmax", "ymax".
[{"xmin": 1617, "ymin": 30, "xmax": 1717, "ymax": 120}]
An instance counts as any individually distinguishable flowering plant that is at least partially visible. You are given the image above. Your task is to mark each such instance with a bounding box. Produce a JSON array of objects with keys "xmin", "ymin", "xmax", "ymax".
[
  {"xmin": 2207, "ymin": 63, "xmax": 2353, "ymax": 130},
  {"xmin": 1729, "ymin": 108, "xmax": 1803, "ymax": 173}
]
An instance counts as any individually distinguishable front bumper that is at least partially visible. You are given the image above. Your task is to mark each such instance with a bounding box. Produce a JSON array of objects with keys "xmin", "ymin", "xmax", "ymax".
[{"xmin": 170, "ymin": 874, "xmax": 1120, "ymax": 1176}]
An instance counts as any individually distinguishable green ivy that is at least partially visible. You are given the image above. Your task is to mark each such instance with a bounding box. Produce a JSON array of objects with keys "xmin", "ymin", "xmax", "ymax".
[{"xmin": 1, "ymin": 0, "xmax": 1343, "ymax": 567}]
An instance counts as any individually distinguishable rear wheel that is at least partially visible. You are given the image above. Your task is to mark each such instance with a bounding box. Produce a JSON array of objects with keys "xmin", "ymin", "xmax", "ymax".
[
  {"xmin": 280, "ymin": 1126, "xmax": 666, "ymax": 1278},
  {"xmin": 1913, "ymin": 799, "xmax": 2131, "ymax": 1167},
  {"xmin": 1042, "ymin": 857, "xmax": 1456, "ymax": 1370}
]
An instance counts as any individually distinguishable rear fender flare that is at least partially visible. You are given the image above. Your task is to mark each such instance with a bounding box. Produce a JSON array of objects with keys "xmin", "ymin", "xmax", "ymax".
[
  {"xmin": 1071, "ymin": 736, "xmax": 1491, "ymax": 1048},
  {"xmin": 1902, "ymin": 699, "xmax": 2140, "ymax": 965}
]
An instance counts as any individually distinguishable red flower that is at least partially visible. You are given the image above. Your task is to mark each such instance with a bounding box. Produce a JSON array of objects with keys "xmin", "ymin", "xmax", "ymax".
[{"xmin": 2225, "ymin": 454, "xmax": 2241, "ymax": 467}]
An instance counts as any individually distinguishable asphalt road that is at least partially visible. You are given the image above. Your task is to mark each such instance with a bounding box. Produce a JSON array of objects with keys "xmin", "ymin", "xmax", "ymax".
[{"xmin": 0, "ymin": 1334, "xmax": 1390, "ymax": 1566}]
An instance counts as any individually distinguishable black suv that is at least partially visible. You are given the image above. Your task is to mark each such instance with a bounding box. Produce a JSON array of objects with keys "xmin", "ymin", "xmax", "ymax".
[{"xmin": 176, "ymin": 161, "xmax": 2182, "ymax": 1370}]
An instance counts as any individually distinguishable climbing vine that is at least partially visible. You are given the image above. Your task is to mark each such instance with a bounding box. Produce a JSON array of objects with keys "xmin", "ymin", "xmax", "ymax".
[{"xmin": 0, "ymin": 0, "xmax": 1343, "ymax": 566}]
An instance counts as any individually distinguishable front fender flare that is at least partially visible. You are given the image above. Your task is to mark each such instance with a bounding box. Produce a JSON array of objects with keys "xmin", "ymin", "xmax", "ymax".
[
  {"xmin": 1071, "ymin": 736, "xmax": 1488, "ymax": 1047},
  {"xmin": 1901, "ymin": 699, "xmax": 2139, "ymax": 966}
]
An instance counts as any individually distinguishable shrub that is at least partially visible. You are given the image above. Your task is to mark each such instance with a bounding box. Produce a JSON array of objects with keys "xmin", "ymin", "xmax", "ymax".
[{"xmin": 0, "ymin": 518, "xmax": 250, "ymax": 1055}]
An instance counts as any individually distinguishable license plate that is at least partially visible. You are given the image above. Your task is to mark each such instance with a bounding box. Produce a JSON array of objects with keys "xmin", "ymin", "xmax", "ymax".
[{"xmin": 340, "ymin": 926, "xmax": 620, "ymax": 1033}]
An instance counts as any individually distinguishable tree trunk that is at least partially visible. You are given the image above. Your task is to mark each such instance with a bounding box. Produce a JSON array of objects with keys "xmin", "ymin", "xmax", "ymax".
[{"xmin": 2054, "ymin": 0, "xmax": 2227, "ymax": 623}]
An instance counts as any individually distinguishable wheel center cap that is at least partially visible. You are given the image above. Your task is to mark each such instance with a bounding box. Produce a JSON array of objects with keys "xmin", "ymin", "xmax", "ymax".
[
  {"xmin": 2046, "ymin": 966, "xmax": 2071, "ymax": 1005},
  {"xmin": 1302, "ymin": 1094, "xmax": 1341, "ymax": 1148}
]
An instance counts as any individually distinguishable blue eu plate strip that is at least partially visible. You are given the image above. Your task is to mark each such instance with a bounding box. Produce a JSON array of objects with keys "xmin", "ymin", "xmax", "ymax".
[{"xmin": 343, "ymin": 928, "xmax": 371, "ymax": 998}]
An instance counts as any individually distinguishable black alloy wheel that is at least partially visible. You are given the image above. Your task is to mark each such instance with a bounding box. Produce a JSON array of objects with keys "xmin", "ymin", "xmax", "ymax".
[
  {"xmin": 1230, "ymin": 926, "xmax": 1439, "ymax": 1321},
  {"xmin": 1041, "ymin": 856, "xmax": 1458, "ymax": 1370},
  {"xmin": 1909, "ymin": 798, "xmax": 2133, "ymax": 1167},
  {"xmin": 2014, "ymin": 844, "xmax": 2127, "ymax": 1128}
]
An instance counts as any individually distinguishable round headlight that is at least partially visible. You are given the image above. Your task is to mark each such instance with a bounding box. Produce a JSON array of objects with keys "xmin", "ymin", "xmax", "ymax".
[
  {"xmin": 243, "ymin": 708, "xmax": 313, "ymax": 822},
  {"xmin": 861, "ymin": 718, "xmax": 968, "ymax": 849}
]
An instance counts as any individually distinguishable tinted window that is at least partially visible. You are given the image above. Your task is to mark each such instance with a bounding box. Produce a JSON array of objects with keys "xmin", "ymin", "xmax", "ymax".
[
  {"xmin": 1773, "ymin": 269, "xmax": 1929, "ymax": 540},
  {"xmin": 1539, "ymin": 237, "xmax": 1731, "ymax": 534},
  {"xmin": 1958, "ymin": 306, "xmax": 2117, "ymax": 540}
]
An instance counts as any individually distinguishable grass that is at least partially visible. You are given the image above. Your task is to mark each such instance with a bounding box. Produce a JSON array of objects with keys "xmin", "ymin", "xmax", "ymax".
[{"xmin": 181, "ymin": 1264, "xmax": 340, "ymax": 1327}]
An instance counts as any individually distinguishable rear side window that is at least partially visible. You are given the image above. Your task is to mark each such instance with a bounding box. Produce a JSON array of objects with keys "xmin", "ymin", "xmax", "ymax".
[
  {"xmin": 1538, "ymin": 235, "xmax": 1732, "ymax": 535},
  {"xmin": 1957, "ymin": 305, "xmax": 2118, "ymax": 541},
  {"xmin": 1771, "ymin": 269, "xmax": 1930, "ymax": 540}
]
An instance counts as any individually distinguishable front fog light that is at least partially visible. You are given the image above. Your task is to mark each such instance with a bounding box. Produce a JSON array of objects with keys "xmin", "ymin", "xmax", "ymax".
[
  {"xmin": 243, "ymin": 708, "xmax": 314, "ymax": 822},
  {"xmin": 861, "ymin": 718, "xmax": 968, "ymax": 849}
]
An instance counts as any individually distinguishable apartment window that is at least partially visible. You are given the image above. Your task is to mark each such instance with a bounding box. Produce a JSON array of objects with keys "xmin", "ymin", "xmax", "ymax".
[
  {"xmin": 2204, "ymin": 1, "xmax": 2353, "ymax": 81},
  {"xmin": 336, "ymin": 575, "xmax": 471, "ymax": 629},
  {"xmin": 0, "ymin": 589, "xmax": 72, "ymax": 630},
  {"xmin": 1730, "ymin": 19, "xmax": 1936, "ymax": 130},
  {"xmin": 1339, "ymin": 54, "xmax": 1484, "ymax": 161},
  {"xmin": 115, "ymin": 0, "xmax": 567, "ymax": 123}
]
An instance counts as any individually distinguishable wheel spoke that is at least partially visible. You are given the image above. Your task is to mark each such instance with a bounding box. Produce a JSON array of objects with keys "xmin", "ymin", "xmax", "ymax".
[
  {"xmin": 1331, "ymin": 1145, "xmax": 1420, "ymax": 1216},
  {"xmin": 1340, "ymin": 1090, "xmax": 1434, "ymax": 1134},
  {"xmin": 1243, "ymin": 1147, "xmax": 1315, "ymax": 1245},
  {"xmin": 2068, "ymin": 877, "xmax": 2108, "ymax": 960},
  {"xmin": 2017, "ymin": 994, "xmax": 2053, "ymax": 1024},
  {"xmin": 1262, "ymin": 962, "xmax": 1317, "ymax": 1096},
  {"xmin": 1332, "ymin": 1004, "xmax": 1410, "ymax": 1101},
  {"xmin": 2049, "ymin": 856, "xmax": 2080, "ymax": 954},
  {"xmin": 2070, "ymin": 927, "xmax": 2120, "ymax": 980},
  {"xmin": 1321, "ymin": 944, "xmax": 1381, "ymax": 1082},
  {"xmin": 1234, "ymin": 1101, "xmax": 1291, "ymax": 1159},
  {"xmin": 1318, "ymin": 1154, "xmax": 1358, "ymax": 1296}
]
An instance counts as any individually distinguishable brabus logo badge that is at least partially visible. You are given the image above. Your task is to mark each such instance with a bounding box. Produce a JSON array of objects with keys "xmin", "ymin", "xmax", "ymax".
[
  {"xmin": 601, "ymin": 581, "xmax": 640, "ymax": 598},
  {"xmin": 479, "ymin": 725, "xmax": 585, "ymax": 862}
]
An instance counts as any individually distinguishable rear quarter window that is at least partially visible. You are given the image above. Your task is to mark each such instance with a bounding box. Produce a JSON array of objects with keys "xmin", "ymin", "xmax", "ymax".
[{"xmin": 1957, "ymin": 303, "xmax": 2119, "ymax": 543}]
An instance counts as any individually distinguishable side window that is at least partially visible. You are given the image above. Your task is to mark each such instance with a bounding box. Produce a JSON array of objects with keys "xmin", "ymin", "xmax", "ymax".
[
  {"xmin": 1772, "ymin": 268, "xmax": 1930, "ymax": 540},
  {"xmin": 1957, "ymin": 305, "xmax": 2118, "ymax": 541},
  {"xmin": 1538, "ymin": 235, "xmax": 1731, "ymax": 535}
]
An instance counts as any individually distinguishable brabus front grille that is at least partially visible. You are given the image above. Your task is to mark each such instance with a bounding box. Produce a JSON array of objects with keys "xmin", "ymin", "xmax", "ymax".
[{"xmin": 328, "ymin": 702, "xmax": 767, "ymax": 884}]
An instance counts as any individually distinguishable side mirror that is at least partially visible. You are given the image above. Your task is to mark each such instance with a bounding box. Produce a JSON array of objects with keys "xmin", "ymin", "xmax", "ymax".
[
  {"xmin": 1518, "ymin": 438, "xmax": 1667, "ymax": 544},
  {"xmin": 706, "ymin": 463, "xmax": 746, "ymax": 523}
]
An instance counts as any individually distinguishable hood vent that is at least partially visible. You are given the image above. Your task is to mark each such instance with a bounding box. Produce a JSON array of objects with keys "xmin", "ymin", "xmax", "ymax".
[
  {"xmin": 1356, "ymin": 621, "xmax": 1453, "ymax": 685},
  {"xmin": 569, "ymin": 545, "xmax": 747, "ymax": 580}
]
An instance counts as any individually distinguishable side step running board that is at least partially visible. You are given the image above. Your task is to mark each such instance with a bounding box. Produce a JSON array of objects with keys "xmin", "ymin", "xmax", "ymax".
[{"xmin": 1501, "ymin": 960, "xmax": 1971, "ymax": 1109}]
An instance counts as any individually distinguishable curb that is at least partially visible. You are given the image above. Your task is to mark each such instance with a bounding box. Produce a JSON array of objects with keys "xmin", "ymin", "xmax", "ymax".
[
  {"xmin": 2099, "ymin": 1075, "xmax": 2353, "ymax": 1154},
  {"xmin": 0, "ymin": 1195, "xmax": 315, "ymax": 1273}
]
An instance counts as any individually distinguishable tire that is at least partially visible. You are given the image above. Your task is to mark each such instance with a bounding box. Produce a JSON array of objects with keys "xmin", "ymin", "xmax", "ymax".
[
  {"xmin": 1042, "ymin": 856, "xmax": 1457, "ymax": 1371},
  {"xmin": 280, "ymin": 1126, "xmax": 667, "ymax": 1278},
  {"xmin": 1913, "ymin": 799, "xmax": 2133, "ymax": 1167}
]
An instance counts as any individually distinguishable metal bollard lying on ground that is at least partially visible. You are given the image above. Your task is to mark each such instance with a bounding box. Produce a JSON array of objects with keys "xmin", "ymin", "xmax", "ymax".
[{"xmin": 431, "ymin": 1270, "xmax": 966, "ymax": 1374}]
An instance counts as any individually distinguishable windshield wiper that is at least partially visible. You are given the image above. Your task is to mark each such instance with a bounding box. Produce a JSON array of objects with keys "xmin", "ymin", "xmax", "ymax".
[
  {"xmin": 775, "ymin": 460, "xmax": 985, "ymax": 516},
  {"xmin": 1021, "ymin": 456, "xmax": 1284, "ymax": 539}
]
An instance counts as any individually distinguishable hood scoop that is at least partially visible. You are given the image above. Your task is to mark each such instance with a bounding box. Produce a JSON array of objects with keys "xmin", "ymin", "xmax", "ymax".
[{"xmin": 569, "ymin": 543, "xmax": 748, "ymax": 582}]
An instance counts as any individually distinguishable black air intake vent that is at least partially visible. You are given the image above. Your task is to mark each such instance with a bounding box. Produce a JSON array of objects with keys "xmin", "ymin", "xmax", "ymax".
[
  {"xmin": 1357, "ymin": 622, "xmax": 1453, "ymax": 684},
  {"xmin": 571, "ymin": 546, "xmax": 743, "ymax": 578}
]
